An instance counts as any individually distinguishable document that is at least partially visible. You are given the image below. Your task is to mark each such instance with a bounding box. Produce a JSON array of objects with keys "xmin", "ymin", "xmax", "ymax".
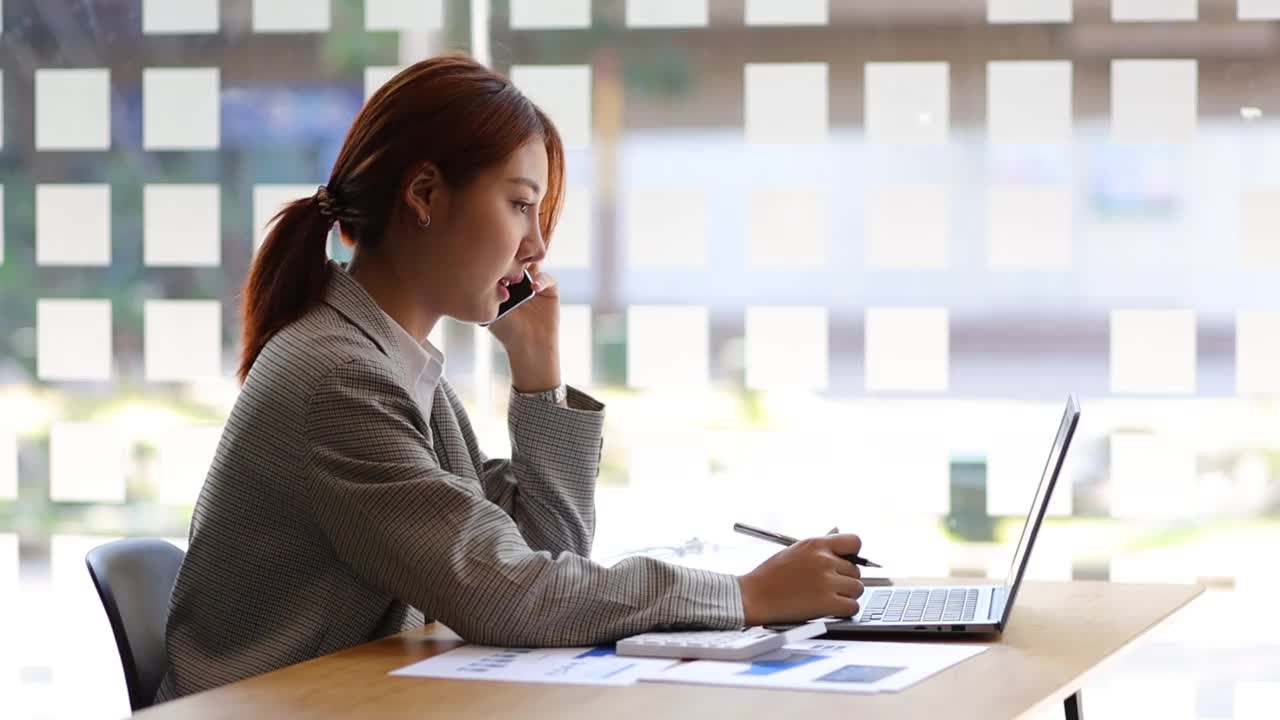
[
  {"xmin": 644, "ymin": 639, "xmax": 988, "ymax": 694},
  {"xmin": 390, "ymin": 645, "xmax": 679, "ymax": 687}
]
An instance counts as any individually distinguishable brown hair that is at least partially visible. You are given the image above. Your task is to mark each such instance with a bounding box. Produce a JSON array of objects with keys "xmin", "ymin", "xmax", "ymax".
[{"xmin": 238, "ymin": 54, "xmax": 566, "ymax": 383}]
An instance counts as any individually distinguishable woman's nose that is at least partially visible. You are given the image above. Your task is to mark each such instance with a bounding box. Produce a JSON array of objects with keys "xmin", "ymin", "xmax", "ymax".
[{"xmin": 520, "ymin": 234, "xmax": 547, "ymax": 265}]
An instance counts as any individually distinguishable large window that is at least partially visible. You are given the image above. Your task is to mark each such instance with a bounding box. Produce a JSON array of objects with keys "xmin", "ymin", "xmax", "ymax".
[{"xmin": 2, "ymin": 1, "xmax": 1279, "ymax": 717}]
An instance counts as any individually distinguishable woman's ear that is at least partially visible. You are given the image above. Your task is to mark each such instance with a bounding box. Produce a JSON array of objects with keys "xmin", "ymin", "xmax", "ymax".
[{"xmin": 404, "ymin": 163, "xmax": 441, "ymax": 226}]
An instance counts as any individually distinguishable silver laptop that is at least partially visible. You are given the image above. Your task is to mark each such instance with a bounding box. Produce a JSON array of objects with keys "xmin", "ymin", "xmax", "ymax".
[{"xmin": 821, "ymin": 394, "xmax": 1080, "ymax": 636}]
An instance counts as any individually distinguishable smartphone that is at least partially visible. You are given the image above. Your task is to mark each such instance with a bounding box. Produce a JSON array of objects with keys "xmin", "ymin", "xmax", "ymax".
[{"xmin": 481, "ymin": 270, "xmax": 536, "ymax": 327}]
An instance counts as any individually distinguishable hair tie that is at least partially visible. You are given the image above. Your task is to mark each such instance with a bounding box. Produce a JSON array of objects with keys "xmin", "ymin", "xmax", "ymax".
[{"xmin": 313, "ymin": 185, "xmax": 338, "ymax": 221}]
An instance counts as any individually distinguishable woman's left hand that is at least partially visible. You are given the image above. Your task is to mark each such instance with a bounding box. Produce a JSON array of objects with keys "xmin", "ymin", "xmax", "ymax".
[{"xmin": 487, "ymin": 265, "xmax": 562, "ymax": 392}]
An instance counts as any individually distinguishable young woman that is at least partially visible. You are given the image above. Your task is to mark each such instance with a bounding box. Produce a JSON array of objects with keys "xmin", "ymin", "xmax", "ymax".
[{"xmin": 156, "ymin": 54, "xmax": 865, "ymax": 701}]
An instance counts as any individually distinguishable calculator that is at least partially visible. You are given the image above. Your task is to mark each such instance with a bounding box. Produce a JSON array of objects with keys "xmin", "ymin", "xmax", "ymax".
[{"xmin": 615, "ymin": 622, "xmax": 828, "ymax": 661}]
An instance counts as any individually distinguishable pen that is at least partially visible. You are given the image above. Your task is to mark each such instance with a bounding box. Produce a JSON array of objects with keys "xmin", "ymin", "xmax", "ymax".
[{"xmin": 733, "ymin": 522, "xmax": 883, "ymax": 568}]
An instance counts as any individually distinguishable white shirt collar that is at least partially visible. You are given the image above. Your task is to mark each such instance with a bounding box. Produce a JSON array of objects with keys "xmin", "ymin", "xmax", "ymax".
[{"xmin": 379, "ymin": 308, "xmax": 446, "ymax": 394}]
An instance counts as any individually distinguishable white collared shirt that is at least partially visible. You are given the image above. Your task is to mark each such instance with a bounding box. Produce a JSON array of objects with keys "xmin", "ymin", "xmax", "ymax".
[{"xmin": 380, "ymin": 309, "xmax": 446, "ymax": 419}]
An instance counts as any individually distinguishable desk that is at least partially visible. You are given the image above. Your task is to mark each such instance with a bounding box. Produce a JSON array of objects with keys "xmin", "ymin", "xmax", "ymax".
[{"xmin": 137, "ymin": 581, "xmax": 1202, "ymax": 720}]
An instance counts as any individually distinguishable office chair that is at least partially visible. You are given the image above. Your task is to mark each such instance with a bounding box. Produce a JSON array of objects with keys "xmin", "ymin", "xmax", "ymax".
[{"xmin": 85, "ymin": 538, "xmax": 185, "ymax": 711}]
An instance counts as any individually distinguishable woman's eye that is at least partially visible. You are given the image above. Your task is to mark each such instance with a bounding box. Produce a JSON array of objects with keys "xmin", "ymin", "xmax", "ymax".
[{"xmin": 513, "ymin": 200, "xmax": 534, "ymax": 214}]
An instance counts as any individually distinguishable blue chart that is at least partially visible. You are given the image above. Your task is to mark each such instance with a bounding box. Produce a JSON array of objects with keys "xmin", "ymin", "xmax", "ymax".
[
  {"xmin": 816, "ymin": 665, "xmax": 906, "ymax": 684},
  {"xmin": 739, "ymin": 651, "xmax": 829, "ymax": 676},
  {"xmin": 392, "ymin": 645, "xmax": 679, "ymax": 686},
  {"xmin": 459, "ymin": 649, "xmax": 532, "ymax": 673}
]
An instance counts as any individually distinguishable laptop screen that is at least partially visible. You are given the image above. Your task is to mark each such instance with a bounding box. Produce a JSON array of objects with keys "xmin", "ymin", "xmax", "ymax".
[{"xmin": 998, "ymin": 396, "xmax": 1081, "ymax": 626}]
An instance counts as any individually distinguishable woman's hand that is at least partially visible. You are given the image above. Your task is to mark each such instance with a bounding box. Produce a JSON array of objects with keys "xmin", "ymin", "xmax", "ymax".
[
  {"xmin": 737, "ymin": 533, "xmax": 865, "ymax": 625},
  {"xmin": 487, "ymin": 264, "xmax": 562, "ymax": 392}
]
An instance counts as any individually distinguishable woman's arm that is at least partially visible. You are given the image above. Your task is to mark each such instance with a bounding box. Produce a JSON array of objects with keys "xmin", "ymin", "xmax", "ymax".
[
  {"xmin": 304, "ymin": 359, "xmax": 742, "ymax": 647},
  {"xmin": 442, "ymin": 379, "xmax": 602, "ymax": 558}
]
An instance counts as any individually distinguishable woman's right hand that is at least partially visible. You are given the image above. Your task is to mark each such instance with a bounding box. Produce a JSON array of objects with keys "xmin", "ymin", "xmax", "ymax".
[{"xmin": 736, "ymin": 533, "xmax": 865, "ymax": 625}]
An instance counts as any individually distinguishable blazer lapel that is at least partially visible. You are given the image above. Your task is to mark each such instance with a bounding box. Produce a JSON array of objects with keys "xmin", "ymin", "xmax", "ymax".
[{"xmin": 321, "ymin": 260, "xmax": 408, "ymax": 380}]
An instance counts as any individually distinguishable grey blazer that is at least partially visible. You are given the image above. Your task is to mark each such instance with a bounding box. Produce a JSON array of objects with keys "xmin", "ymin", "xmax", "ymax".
[{"xmin": 155, "ymin": 262, "xmax": 743, "ymax": 702}]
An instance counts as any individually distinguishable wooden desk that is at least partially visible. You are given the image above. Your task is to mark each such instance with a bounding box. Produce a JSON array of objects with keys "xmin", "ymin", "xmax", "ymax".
[{"xmin": 137, "ymin": 581, "xmax": 1202, "ymax": 720}]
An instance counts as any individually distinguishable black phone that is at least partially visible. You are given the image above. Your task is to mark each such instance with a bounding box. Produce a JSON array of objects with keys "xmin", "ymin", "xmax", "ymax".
[{"xmin": 481, "ymin": 270, "xmax": 536, "ymax": 327}]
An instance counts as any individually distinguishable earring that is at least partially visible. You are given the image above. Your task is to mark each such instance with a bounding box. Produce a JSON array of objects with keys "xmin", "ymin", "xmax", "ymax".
[{"xmin": 419, "ymin": 215, "xmax": 432, "ymax": 229}]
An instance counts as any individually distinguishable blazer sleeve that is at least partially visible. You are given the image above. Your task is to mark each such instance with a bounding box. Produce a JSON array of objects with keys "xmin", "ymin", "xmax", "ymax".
[
  {"xmin": 302, "ymin": 358, "xmax": 744, "ymax": 647},
  {"xmin": 440, "ymin": 378, "xmax": 603, "ymax": 559}
]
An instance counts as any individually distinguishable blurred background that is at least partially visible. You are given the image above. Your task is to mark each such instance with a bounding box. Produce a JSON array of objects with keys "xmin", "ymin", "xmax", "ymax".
[{"xmin": 1, "ymin": 0, "xmax": 1279, "ymax": 718}]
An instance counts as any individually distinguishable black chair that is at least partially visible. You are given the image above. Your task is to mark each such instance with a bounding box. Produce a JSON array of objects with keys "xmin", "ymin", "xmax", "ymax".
[{"xmin": 85, "ymin": 538, "xmax": 185, "ymax": 711}]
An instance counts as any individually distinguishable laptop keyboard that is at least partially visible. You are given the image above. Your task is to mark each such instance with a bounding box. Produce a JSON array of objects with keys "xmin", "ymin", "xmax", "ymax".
[{"xmin": 859, "ymin": 588, "xmax": 980, "ymax": 624}]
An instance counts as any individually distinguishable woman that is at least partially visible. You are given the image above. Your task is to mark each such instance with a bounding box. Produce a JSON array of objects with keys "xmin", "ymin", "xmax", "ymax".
[{"xmin": 157, "ymin": 55, "xmax": 865, "ymax": 701}]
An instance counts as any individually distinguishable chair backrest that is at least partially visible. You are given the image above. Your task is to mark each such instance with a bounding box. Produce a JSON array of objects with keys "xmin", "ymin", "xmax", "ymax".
[{"xmin": 84, "ymin": 538, "xmax": 186, "ymax": 711}]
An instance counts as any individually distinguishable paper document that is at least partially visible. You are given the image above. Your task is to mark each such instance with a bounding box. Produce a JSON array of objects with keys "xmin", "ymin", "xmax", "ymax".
[
  {"xmin": 645, "ymin": 639, "xmax": 988, "ymax": 694},
  {"xmin": 390, "ymin": 645, "xmax": 679, "ymax": 686}
]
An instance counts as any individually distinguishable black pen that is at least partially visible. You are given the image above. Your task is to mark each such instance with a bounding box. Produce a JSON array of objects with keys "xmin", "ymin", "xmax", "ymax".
[{"xmin": 733, "ymin": 522, "xmax": 883, "ymax": 568}]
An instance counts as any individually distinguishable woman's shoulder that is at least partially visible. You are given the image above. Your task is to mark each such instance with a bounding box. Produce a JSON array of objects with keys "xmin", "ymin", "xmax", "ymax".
[{"xmin": 247, "ymin": 303, "xmax": 398, "ymax": 401}]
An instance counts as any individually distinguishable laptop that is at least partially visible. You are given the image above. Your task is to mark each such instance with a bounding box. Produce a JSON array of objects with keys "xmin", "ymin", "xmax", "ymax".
[{"xmin": 810, "ymin": 394, "xmax": 1080, "ymax": 637}]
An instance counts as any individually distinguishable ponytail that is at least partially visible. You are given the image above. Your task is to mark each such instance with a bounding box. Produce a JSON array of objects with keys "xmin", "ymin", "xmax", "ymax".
[
  {"xmin": 235, "ymin": 54, "xmax": 567, "ymax": 384},
  {"xmin": 237, "ymin": 191, "xmax": 334, "ymax": 383}
]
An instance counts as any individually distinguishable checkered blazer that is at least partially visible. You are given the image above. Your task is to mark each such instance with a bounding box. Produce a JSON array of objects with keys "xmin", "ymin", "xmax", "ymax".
[{"xmin": 155, "ymin": 262, "xmax": 744, "ymax": 702}]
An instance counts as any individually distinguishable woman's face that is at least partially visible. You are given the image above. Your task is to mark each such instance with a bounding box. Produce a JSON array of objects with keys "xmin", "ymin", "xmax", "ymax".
[{"xmin": 411, "ymin": 139, "xmax": 549, "ymax": 324}]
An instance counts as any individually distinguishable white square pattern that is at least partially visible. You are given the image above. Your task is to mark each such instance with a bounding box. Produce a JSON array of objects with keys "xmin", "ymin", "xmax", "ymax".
[
  {"xmin": 364, "ymin": 66, "xmax": 402, "ymax": 101},
  {"xmin": 745, "ymin": 0, "xmax": 827, "ymax": 25},
  {"xmin": 845, "ymin": 408, "xmax": 951, "ymax": 514},
  {"xmin": 625, "ymin": 189, "xmax": 707, "ymax": 268},
  {"xmin": 36, "ymin": 69, "xmax": 110, "ymax": 150},
  {"xmin": 38, "ymin": 300, "xmax": 112, "ymax": 381},
  {"xmin": 1241, "ymin": 0, "xmax": 1280, "ymax": 18},
  {"xmin": 559, "ymin": 305, "xmax": 593, "ymax": 388},
  {"xmin": 985, "ymin": 404, "xmax": 1073, "ymax": 516},
  {"xmin": 511, "ymin": 0, "xmax": 591, "ymax": 28},
  {"xmin": 254, "ymin": 184, "xmax": 318, "ymax": 250},
  {"xmin": 1237, "ymin": 311, "xmax": 1280, "ymax": 395},
  {"xmin": 144, "ymin": 184, "xmax": 220, "ymax": 267},
  {"xmin": 1111, "ymin": 60, "xmax": 1198, "ymax": 143},
  {"xmin": 1241, "ymin": 188, "xmax": 1280, "ymax": 268},
  {"xmin": 145, "ymin": 300, "xmax": 223, "ymax": 382},
  {"xmin": 1108, "ymin": 549, "xmax": 1198, "ymax": 584},
  {"xmin": 144, "ymin": 68, "xmax": 220, "ymax": 150},
  {"xmin": 0, "ymin": 430, "xmax": 15, "ymax": 500},
  {"xmin": 988, "ymin": 0, "xmax": 1072, "ymax": 23},
  {"xmin": 155, "ymin": 425, "xmax": 222, "ymax": 505},
  {"xmin": 365, "ymin": 0, "xmax": 443, "ymax": 30},
  {"xmin": 986, "ymin": 185, "xmax": 1073, "ymax": 270},
  {"xmin": 747, "ymin": 188, "xmax": 828, "ymax": 270},
  {"xmin": 49, "ymin": 423, "xmax": 127, "ymax": 503},
  {"xmin": 865, "ymin": 63, "xmax": 949, "ymax": 145},
  {"xmin": 509, "ymin": 65, "xmax": 592, "ymax": 149},
  {"xmin": 37, "ymin": 184, "xmax": 111, "ymax": 266},
  {"xmin": 628, "ymin": 430, "xmax": 710, "ymax": 498},
  {"xmin": 744, "ymin": 63, "xmax": 828, "ymax": 144},
  {"xmin": 745, "ymin": 306, "xmax": 829, "ymax": 390},
  {"xmin": 1112, "ymin": 0, "xmax": 1196, "ymax": 21},
  {"xmin": 626, "ymin": 0, "xmax": 707, "ymax": 27},
  {"xmin": 48, "ymin": 534, "xmax": 131, "ymax": 720},
  {"xmin": 549, "ymin": 185, "xmax": 591, "ymax": 268},
  {"xmin": 1109, "ymin": 432, "xmax": 1195, "ymax": 518},
  {"xmin": 253, "ymin": 0, "xmax": 331, "ymax": 31},
  {"xmin": 143, "ymin": 0, "xmax": 219, "ymax": 33},
  {"xmin": 627, "ymin": 306, "xmax": 708, "ymax": 388},
  {"xmin": 865, "ymin": 308, "xmax": 950, "ymax": 392},
  {"xmin": 987, "ymin": 61, "xmax": 1072, "ymax": 143},
  {"xmin": 865, "ymin": 185, "xmax": 950, "ymax": 270},
  {"xmin": 0, "ymin": 534, "xmax": 15, "ymax": 603},
  {"xmin": 1110, "ymin": 309, "xmax": 1197, "ymax": 394}
]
